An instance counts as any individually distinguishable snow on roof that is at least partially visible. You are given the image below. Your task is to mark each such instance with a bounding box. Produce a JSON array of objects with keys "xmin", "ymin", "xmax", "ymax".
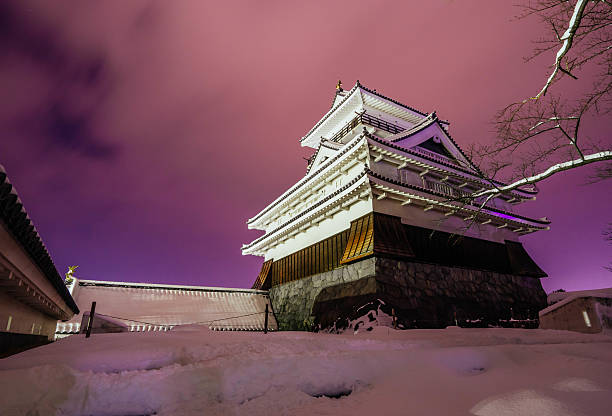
[
  {"xmin": 540, "ymin": 288, "xmax": 612, "ymax": 316},
  {"xmin": 77, "ymin": 279, "xmax": 269, "ymax": 294}
]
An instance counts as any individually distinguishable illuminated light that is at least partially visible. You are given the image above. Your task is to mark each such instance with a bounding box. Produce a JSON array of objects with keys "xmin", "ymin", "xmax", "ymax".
[
  {"xmin": 401, "ymin": 198, "xmax": 412, "ymax": 206},
  {"xmin": 481, "ymin": 219, "xmax": 491, "ymax": 225},
  {"xmin": 444, "ymin": 210, "xmax": 455, "ymax": 216},
  {"xmin": 376, "ymin": 192, "xmax": 387, "ymax": 200},
  {"xmin": 497, "ymin": 223, "xmax": 508, "ymax": 229},
  {"xmin": 490, "ymin": 211, "xmax": 521, "ymax": 222},
  {"xmin": 423, "ymin": 205, "xmax": 434, "ymax": 212},
  {"xmin": 6, "ymin": 315, "xmax": 12, "ymax": 331},
  {"xmin": 582, "ymin": 311, "xmax": 592, "ymax": 328}
]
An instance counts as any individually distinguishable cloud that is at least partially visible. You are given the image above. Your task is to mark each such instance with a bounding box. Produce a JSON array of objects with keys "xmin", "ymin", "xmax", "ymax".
[{"xmin": 0, "ymin": 1, "xmax": 118, "ymax": 160}]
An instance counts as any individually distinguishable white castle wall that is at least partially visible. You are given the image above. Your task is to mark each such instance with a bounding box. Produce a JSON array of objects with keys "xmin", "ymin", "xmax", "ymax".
[{"xmin": 264, "ymin": 197, "xmax": 372, "ymax": 261}]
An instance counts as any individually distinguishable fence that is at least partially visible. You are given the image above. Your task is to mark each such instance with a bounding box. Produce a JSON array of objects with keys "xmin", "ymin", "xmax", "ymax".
[{"xmin": 56, "ymin": 302, "xmax": 276, "ymax": 338}]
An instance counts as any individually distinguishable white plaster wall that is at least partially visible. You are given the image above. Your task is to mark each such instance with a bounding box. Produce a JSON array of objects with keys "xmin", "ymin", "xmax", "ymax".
[
  {"xmin": 370, "ymin": 159, "xmax": 402, "ymax": 181},
  {"xmin": 0, "ymin": 290, "xmax": 57, "ymax": 339},
  {"xmin": 373, "ymin": 198, "xmax": 519, "ymax": 243},
  {"xmin": 265, "ymin": 197, "xmax": 373, "ymax": 261},
  {"xmin": 0, "ymin": 223, "xmax": 72, "ymax": 318}
]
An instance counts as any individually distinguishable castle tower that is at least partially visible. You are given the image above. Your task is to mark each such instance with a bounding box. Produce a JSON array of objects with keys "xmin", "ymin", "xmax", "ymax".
[{"xmin": 242, "ymin": 81, "xmax": 548, "ymax": 330}]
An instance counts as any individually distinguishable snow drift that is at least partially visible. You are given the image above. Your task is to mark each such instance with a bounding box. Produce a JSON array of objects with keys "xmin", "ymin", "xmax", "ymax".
[{"xmin": 1, "ymin": 327, "xmax": 611, "ymax": 415}]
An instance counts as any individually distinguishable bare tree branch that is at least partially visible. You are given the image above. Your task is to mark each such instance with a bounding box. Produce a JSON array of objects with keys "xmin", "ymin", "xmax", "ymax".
[
  {"xmin": 471, "ymin": 150, "xmax": 612, "ymax": 199},
  {"xmin": 532, "ymin": 0, "xmax": 589, "ymax": 99}
]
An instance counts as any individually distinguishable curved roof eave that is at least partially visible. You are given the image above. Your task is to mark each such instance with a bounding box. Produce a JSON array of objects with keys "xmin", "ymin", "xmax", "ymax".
[
  {"xmin": 365, "ymin": 131, "xmax": 538, "ymax": 198},
  {"xmin": 247, "ymin": 133, "xmax": 367, "ymax": 227},
  {"xmin": 367, "ymin": 170, "xmax": 550, "ymax": 227},
  {"xmin": 0, "ymin": 165, "xmax": 79, "ymax": 315}
]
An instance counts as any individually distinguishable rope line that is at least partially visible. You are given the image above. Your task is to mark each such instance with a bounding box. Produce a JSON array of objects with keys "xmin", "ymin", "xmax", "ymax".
[{"xmin": 92, "ymin": 311, "xmax": 270, "ymax": 329}]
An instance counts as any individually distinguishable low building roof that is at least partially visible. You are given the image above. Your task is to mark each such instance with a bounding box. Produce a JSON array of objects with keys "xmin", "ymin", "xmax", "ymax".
[
  {"xmin": 0, "ymin": 165, "xmax": 79, "ymax": 314},
  {"xmin": 539, "ymin": 288, "xmax": 612, "ymax": 316}
]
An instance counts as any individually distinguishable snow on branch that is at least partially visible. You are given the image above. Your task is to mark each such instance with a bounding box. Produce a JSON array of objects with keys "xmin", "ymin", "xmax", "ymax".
[
  {"xmin": 532, "ymin": 0, "xmax": 589, "ymax": 99},
  {"xmin": 471, "ymin": 150, "xmax": 612, "ymax": 199}
]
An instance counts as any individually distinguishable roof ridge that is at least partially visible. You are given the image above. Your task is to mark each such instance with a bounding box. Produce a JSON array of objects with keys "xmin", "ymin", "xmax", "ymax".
[
  {"xmin": 357, "ymin": 82, "xmax": 428, "ymax": 117},
  {"xmin": 301, "ymin": 82, "xmax": 361, "ymax": 142}
]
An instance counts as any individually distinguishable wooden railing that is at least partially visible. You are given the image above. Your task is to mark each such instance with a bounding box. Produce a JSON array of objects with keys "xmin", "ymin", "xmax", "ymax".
[{"xmin": 330, "ymin": 113, "xmax": 404, "ymax": 142}]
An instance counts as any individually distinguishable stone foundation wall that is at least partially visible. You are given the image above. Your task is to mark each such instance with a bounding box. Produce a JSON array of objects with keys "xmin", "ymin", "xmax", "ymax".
[
  {"xmin": 270, "ymin": 256, "xmax": 547, "ymax": 330},
  {"xmin": 269, "ymin": 258, "xmax": 376, "ymax": 330},
  {"xmin": 375, "ymin": 258, "xmax": 547, "ymax": 327}
]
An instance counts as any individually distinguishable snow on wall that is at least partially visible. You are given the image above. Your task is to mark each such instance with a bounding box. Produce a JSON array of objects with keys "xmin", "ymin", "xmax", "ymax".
[
  {"xmin": 56, "ymin": 279, "xmax": 277, "ymax": 335},
  {"xmin": 542, "ymin": 288, "xmax": 612, "ymax": 314}
]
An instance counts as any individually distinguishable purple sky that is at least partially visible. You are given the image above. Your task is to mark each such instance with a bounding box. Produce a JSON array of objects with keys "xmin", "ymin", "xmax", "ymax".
[{"xmin": 1, "ymin": 1, "xmax": 610, "ymax": 293}]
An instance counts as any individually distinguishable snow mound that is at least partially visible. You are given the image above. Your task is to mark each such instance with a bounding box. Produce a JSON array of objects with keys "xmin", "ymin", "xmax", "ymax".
[
  {"xmin": 471, "ymin": 390, "xmax": 578, "ymax": 416},
  {"xmin": 553, "ymin": 378, "xmax": 605, "ymax": 392}
]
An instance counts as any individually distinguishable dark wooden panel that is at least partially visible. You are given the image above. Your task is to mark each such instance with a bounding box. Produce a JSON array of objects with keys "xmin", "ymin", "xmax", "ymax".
[
  {"xmin": 268, "ymin": 230, "xmax": 350, "ymax": 287},
  {"xmin": 341, "ymin": 214, "xmax": 375, "ymax": 264},
  {"xmin": 252, "ymin": 259, "xmax": 273, "ymax": 290},
  {"xmin": 373, "ymin": 213, "xmax": 414, "ymax": 258},
  {"xmin": 505, "ymin": 240, "xmax": 547, "ymax": 277}
]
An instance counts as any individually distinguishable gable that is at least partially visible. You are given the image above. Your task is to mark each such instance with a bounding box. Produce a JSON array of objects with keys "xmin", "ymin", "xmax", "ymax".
[
  {"xmin": 391, "ymin": 120, "xmax": 475, "ymax": 169},
  {"xmin": 331, "ymin": 89, "xmax": 348, "ymax": 109},
  {"xmin": 415, "ymin": 137, "xmax": 455, "ymax": 159},
  {"xmin": 307, "ymin": 141, "xmax": 342, "ymax": 174}
]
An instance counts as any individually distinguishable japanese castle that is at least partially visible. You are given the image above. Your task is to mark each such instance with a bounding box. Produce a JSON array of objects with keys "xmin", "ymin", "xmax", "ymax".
[{"xmin": 243, "ymin": 81, "xmax": 549, "ymax": 330}]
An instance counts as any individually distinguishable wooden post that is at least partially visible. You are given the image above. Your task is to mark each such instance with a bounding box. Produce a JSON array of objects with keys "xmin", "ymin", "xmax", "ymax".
[
  {"xmin": 264, "ymin": 303, "xmax": 269, "ymax": 334},
  {"xmin": 86, "ymin": 301, "xmax": 96, "ymax": 338}
]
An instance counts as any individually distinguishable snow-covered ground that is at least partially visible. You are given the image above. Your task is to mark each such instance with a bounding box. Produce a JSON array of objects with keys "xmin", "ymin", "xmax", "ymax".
[{"xmin": 1, "ymin": 326, "xmax": 611, "ymax": 416}]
